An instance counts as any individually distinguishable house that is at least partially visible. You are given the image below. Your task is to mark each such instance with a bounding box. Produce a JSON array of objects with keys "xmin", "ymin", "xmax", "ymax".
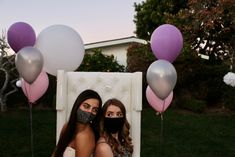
[{"xmin": 85, "ymin": 36, "xmax": 147, "ymax": 67}]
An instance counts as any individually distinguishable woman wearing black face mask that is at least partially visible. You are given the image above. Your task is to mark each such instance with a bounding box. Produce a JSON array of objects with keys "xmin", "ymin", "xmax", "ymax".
[
  {"xmin": 95, "ymin": 98, "xmax": 133, "ymax": 157},
  {"xmin": 52, "ymin": 89, "xmax": 102, "ymax": 157}
]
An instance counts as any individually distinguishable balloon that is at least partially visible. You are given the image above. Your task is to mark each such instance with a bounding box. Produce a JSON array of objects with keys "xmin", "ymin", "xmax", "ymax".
[
  {"xmin": 147, "ymin": 59, "xmax": 177, "ymax": 100},
  {"xmin": 15, "ymin": 46, "xmax": 44, "ymax": 84},
  {"xmin": 150, "ymin": 24, "xmax": 183, "ymax": 62},
  {"xmin": 7, "ymin": 22, "xmax": 36, "ymax": 53},
  {"xmin": 146, "ymin": 86, "xmax": 173, "ymax": 113},
  {"xmin": 35, "ymin": 24, "xmax": 85, "ymax": 76},
  {"xmin": 16, "ymin": 79, "xmax": 22, "ymax": 87},
  {"xmin": 223, "ymin": 72, "xmax": 235, "ymax": 87},
  {"xmin": 21, "ymin": 71, "xmax": 49, "ymax": 103}
]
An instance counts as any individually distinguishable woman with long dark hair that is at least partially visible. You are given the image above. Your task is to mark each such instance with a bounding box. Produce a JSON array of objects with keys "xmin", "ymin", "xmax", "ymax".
[
  {"xmin": 52, "ymin": 89, "xmax": 102, "ymax": 157},
  {"xmin": 95, "ymin": 98, "xmax": 133, "ymax": 157}
]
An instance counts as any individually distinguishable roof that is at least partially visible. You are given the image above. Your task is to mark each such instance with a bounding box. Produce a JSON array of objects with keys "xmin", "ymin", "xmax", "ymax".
[{"xmin": 84, "ymin": 36, "xmax": 147, "ymax": 50}]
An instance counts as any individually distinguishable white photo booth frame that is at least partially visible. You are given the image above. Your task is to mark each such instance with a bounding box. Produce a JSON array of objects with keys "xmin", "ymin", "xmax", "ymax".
[{"xmin": 56, "ymin": 70, "xmax": 142, "ymax": 157}]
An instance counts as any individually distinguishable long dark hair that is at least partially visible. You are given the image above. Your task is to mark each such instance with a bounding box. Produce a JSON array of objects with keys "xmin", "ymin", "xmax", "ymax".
[
  {"xmin": 54, "ymin": 89, "xmax": 102, "ymax": 157},
  {"xmin": 99, "ymin": 98, "xmax": 133, "ymax": 156}
]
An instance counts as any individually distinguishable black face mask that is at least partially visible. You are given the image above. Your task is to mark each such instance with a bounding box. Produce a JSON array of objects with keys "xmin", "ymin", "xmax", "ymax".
[
  {"xmin": 104, "ymin": 117, "xmax": 125, "ymax": 134},
  {"xmin": 77, "ymin": 108, "xmax": 95, "ymax": 124}
]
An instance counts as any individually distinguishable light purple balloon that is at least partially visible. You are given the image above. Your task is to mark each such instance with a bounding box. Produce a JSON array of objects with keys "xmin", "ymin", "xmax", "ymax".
[
  {"xmin": 150, "ymin": 24, "xmax": 183, "ymax": 63},
  {"xmin": 7, "ymin": 22, "xmax": 36, "ymax": 53}
]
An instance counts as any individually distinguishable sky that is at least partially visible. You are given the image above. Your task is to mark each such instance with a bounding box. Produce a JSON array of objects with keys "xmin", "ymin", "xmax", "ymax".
[{"xmin": 0, "ymin": 0, "xmax": 144, "ymax": 44}]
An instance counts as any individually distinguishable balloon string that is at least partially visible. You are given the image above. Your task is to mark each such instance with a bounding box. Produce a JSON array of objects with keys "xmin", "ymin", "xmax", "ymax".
[
  {"xmin": 160, "ymin": 100, "xmax": 165, "ymax": 156},
  {"xmin": 23, "ymin": 82, "xmax": 34, "ymax": 156},
  {"xmin": 24, "ymin": 83, "xmax": 31, "ymax": 103},
  {"xmin": 160, "ymin": 112, "xmax": 164, "ymax": 144},
  {"xmin": 29, "ymin": 102, "xmax": 34, "ymax": 157},
  {"xmin": 159, "ymin": 100, "xmax": 165, "ymax": 142},
  {"xmin": 159, "ymin": 113, "xmax": 165, "ymax": 156},
  {"xmin": 26, "ymin": 85, "xmax": 34, "ymax": 157},
  {"xmin": 161, "ymin": 99, "xmax": 165, "ymax": 113}
]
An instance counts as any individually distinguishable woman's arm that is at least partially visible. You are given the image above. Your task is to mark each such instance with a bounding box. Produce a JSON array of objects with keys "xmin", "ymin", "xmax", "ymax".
[
  {"xmin": 51, "ymin": 152, "xmax": 55, "ymax": 157},
  {"xmin": 74, "ymin": 131, "xmax": 95, "ymax": 157},
  {"xmin": 95, "ymin": 142, "xmax": 113, "ymax": 157}
]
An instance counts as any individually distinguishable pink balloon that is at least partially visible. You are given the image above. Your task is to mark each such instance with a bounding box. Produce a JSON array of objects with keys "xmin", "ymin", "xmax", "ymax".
[
  {"xmin": 146, "ymin": 86, "xmax": 173, "ymax": 113},
  {"xmin": 150, "ymin": 24, "xmax": 183, "ymax": 63},
  {"xmin": 21, "ymin": 71, "xmax": 49, "ymax": 103}
]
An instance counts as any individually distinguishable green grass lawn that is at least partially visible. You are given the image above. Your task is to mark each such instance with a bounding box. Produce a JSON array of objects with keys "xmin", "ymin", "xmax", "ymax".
[
  {"xmin": 141, "ymin": 108, "xmax": 235, "ymax": 157},
  {"xmin": 0, "ymin": 106, "xmax": 235, "ymax": 157},
  {"xmin": 0, "ymin": 107, "xmax": 56, "ymax": 157}
]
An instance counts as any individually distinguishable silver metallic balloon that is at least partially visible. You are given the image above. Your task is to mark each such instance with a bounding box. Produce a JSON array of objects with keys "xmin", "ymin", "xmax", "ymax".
[
  {"xmin": 147, "ymin": 59, "xmax": 177, "ymax": 100},
  {"xmin": 15, "ymin": 46, "xmax": 44, "ymax": 84}
]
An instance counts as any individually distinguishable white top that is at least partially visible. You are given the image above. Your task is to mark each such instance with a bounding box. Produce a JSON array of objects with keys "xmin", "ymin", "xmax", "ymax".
[
  {"xmin": 63, "ymin": 147, "xmax": 94, "ymax": 157},
  {"xmin": 63, "ymin": 147, "xmax": 75, "ymax": 157}
]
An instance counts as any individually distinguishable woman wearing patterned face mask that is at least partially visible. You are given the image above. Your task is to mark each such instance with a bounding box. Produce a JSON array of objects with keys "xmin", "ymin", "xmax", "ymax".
[
  {"xmin": 95, "ymin": 98, "xmax": 133, "ymax": 157},
  {"xmin": 52, "ymin": 89, "xmax": 102, "ymax": 157}
]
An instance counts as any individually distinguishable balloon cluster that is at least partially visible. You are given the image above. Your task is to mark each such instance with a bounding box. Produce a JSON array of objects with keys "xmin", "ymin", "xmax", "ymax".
[
  {"xmin": 146, "ymin": 24, "xmax": 183, "ymax": 113},
  {"xmin": 7, "ymin": 22, "xmax": 85, "ymax": 104}
]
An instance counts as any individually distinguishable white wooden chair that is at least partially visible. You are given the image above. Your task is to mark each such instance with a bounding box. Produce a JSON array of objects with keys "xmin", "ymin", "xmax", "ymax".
[{"xmin": 56, "ymin": 70, "xmax": 142, "ymax": 157}]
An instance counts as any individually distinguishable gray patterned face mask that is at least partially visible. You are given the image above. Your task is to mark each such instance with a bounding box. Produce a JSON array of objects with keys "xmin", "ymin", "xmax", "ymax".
[{"xmin": 77, "ymin": 108, "xmax": 95, "ymax": 124}]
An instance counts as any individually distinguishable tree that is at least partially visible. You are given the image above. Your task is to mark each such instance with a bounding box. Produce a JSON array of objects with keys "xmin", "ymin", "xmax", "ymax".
[
  {"xmin": 170, "ymin": 0, "xmax": 235, "ymax": 62},
  {"xmin": 126, "ymin": 43, "xmax": 154, "ymax": 73},
  {"xmin": 77, "ymin": 49, "xmax": 125, "ymax": 72},
  {"xmin": 133, "ymin": 0, "xmax": 188, "ymax": 41},
  {"xmin": 126, "ymin": 43, "xmax": 155, "ymax": 104},
  {"xmin": 0, "ymin": 31, "xmax": 19, "ymax": 112},
  {"xmin": 134, "ymin": 0, "xmax": 235, "ymax": 63}
]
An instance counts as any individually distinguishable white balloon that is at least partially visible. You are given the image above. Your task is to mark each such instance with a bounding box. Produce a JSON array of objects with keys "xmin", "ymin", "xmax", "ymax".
[
  {"xmin": 16, "ymin": 80, "xmax": 22, "ymax": 87},
  {"xmin": 223, "ymin": 72, "xmax": 235, "ymax": 87},
  {"xmin": 35, "ymin": 25, "xmax": 85, "ymax": 76}
]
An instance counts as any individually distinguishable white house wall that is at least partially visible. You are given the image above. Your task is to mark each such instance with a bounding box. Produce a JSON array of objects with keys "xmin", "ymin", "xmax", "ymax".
[{"xmin": 86, "ymin": 43, "xmax": 130, "ymax": 67}]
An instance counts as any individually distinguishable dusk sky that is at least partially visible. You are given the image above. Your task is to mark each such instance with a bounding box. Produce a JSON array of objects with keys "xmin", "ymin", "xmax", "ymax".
[{"xmin": 1, "ymin": 0, "xmax": 144, "ymax": 44}]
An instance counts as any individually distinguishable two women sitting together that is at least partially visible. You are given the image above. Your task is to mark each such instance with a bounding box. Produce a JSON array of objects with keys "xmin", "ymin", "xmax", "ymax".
[{"xmin": 52, "ymin": 89, "xmax": 133, "ymax": 157}]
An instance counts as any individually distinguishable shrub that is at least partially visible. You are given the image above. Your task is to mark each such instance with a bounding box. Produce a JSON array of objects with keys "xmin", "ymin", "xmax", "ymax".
[
  {"xmin": 180, "ymin": 98, "xmax": 207, "ymax": 113},
  {"xmin": 222, "ymin": 86, "xmax": 235, "ymax": 111},
  {"xmin": 126, "ymin": 43, "xmax": 155, "ymax": 106},
  {"xmin": 77, "ymin": 49, "xmax": 125, "ymax": 72}
]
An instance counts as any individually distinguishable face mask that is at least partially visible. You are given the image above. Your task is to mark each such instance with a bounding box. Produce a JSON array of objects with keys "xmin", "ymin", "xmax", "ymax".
[
  {"xmin": 104, "ymin": 117, "xmax": 125, "ymax": 134},
  {"xmin": 77, "ymin": 108, "xmax": 95, "ymax": 124}
]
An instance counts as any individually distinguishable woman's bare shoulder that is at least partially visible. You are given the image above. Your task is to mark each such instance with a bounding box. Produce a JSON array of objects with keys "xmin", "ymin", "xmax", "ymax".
[
  {"xmin": 58, "ymin": 123, "xmax": 68, "ymax": 138},
  {"xmin": 95, "ymin": 137, "xmax": 113, "ymax": 157},
  {"xmin": 74, "ymin": 129, "xmax": 96, "ymax": 156},
  {"xmin": 74, "ymin": 127, "xmax": 95, "ymax": 147},
  {"xmin": 76, "ymin": 126, "xmax": 94, "ymax": 138},
  {"xmin": 97, "ymin": 137, "xmax": 106, "ymax": 143}
]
